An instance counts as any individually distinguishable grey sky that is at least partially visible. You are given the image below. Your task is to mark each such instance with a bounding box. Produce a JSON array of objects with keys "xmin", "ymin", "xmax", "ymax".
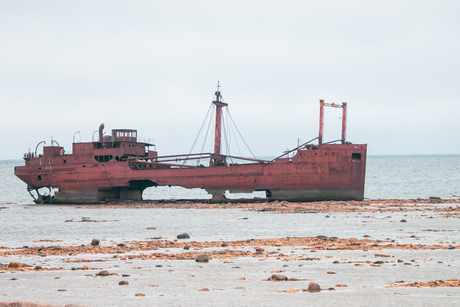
[{"xmin": 1, "ymin": 0, "xmax": 459, "ymax": 159}]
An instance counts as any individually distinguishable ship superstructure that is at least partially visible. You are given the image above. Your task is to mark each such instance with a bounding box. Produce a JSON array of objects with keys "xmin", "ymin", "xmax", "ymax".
[{"xmin": 15, "ymin": 86, "xmax": 367, "ymax": 204}]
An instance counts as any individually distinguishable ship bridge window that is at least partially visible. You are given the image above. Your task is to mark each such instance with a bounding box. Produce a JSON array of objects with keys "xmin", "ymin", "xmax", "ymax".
[
  {"xmin": 94, "ymin": 155, "xmax": 113, "ymax": 162},
  {"xmin": 352, "ymin": 153, "xmax": 361, "ymax": 161}
]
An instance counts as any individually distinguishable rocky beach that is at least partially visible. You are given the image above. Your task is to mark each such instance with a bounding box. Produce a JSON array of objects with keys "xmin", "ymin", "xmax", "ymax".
[{"xmin": 1, "ymin": 199, "xmax": 459, "ymax": 306}]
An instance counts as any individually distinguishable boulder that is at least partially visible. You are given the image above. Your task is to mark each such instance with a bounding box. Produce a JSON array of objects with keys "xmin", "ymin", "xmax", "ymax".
[
  {"xmin": 195, "ymin": 254, "xmax": 209, "ymax": 263},
  {"xmin": 177, "ymin": 233, "xmax": 190, "ymax": 239},
  {"xmin": 307, "ymin": 282, "xmax": 321, "ymax": 292},
  {"xmin": 7, "ymin": 262, "xmax": 23, "ymax": 269},
  {"xmin": 270, "ymin": 274, "xmax": 288, "ymax": 281},
  {"xmin": 91, "ymin": 239, "xmax": 100, "ymax": 246},
  {"xmin": 96, "ymin": 270, "xmax": 109, "ymax": 277}
]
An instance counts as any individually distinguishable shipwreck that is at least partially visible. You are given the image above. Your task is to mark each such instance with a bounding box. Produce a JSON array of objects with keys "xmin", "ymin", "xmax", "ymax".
[{"xmin": 15, "ymin": 85, "xmax": 367, "ymax": 204}]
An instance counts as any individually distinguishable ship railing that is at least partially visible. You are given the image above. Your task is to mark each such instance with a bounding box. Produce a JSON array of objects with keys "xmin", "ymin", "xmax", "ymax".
[
  {"xmin": 24, "ymin": 152, "xmax": 35, "ymax": 159},
  {"xmin": 129, "ymin": 159, "xmax": 197, "ymax": 170},
  {"xmin": 270, "ymin": 137, "xmax": 349, "ymax": 162},
  {"xmin": 138, "ymin": 137, "xmax": 155, "ymax": 145},
  {"xmin": 271, "ymin": 137, "xmax": 318, "ymax": 162},
  {"xmin": 322, "ymin": 139, "xmax": 346, "ymax": 145},
  {"xmin": 147, "ymin": 152, "xmax": 269, "ymax": 167}
]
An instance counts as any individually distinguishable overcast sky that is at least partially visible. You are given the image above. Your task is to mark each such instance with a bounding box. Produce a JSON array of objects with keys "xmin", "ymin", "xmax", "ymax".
[{"xmin": 1, "ymin": 0, "xmax": 459, "ymax": 160}]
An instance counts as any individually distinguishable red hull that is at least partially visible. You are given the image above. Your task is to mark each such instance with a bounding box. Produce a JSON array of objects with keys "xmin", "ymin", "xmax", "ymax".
[{"xmin": 15, "ymin": 142, "xmax": 366, "ymax": 203}]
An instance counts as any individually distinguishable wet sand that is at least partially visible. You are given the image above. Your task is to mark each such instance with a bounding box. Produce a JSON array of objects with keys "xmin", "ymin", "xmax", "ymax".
[{"xmin": 1, "ymin": 199, "xmax": 459, "ymax": 306}]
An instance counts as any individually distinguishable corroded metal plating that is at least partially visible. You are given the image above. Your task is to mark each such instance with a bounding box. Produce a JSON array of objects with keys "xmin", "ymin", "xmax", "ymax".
[{"xmin": 15, "ymin": 88, "xmax": 367, "ymax": 204}]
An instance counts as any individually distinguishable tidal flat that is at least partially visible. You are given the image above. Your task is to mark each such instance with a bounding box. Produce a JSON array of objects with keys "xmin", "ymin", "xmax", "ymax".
[{"xmin": 1, "ymin": 199, "xmax": 459, "ymax": 306}]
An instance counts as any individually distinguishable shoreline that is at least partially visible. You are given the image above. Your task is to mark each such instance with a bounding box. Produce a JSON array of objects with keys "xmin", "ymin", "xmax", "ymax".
[{"xmin": 1, "ymin": 199, "xmax": 459, "ymax": 306}]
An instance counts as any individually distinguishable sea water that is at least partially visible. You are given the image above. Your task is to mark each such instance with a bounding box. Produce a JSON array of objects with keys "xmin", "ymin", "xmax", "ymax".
[{"xmin": 1, "ymin": 155, "xmax": 459, "ymax": 205}]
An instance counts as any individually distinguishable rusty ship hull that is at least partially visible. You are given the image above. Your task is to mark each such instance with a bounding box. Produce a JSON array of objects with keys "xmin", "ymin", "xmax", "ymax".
[
  {"xmin": 15, "ymin": 144, "xmax": 366, "ymax": 203},
  {"xmin": 14, "ymin": 87, "xmax": 367, "ymax": 204}
]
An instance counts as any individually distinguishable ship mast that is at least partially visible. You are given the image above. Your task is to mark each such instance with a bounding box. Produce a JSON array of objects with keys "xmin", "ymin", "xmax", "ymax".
[{"xmin": 212, "ymin": 82, "xmax": 228, "ymax": 156}]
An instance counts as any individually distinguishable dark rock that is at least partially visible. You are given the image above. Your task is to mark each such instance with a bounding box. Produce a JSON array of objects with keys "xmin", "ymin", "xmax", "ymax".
[
  {"xmin": 177, "ymin": 233, "xmax": 190, "ymax": 239},
  {"xmin": 9, "ymin": 262, "xmax": 33, "ymax": 269},
  {"xmin": 195, "ymin": 254, "xmax": 209, "ymax": 263},
  {"xmin": 270, "ymin": 274, "xmax": 288, "ymax": 281},
  {"xmin": 308, "ymin": 282, "xmax": 321, "ymax": 292},
  {"xmin": 400, "ymin": 219, "xmax": 407, "ymax": 223},
  {"xmin": 96, "ymin": 270, "xmax": 109, "ymax": 277},
  {"xmin": 146, "ymin": 227, "xmax": 156, "ymax": 230},
  {"xmin": 91, "ymin": 239, "xmax": 100, "ymax": 246},
  {"xmin": 184, "ymin": 246, "xmax": 190, "ymax": 250},
  {"xmin": 317, "ymin": 235, "xmax": 327, "ymax": 240},
  {"xmin": 8, "ymin": 262, "xmax": 23, "ymax": 269},
  {"xmin": 221, "ymin": 243, "xmax": 228, "ymax": 247},
  {"xmin": 255, "ymin": 247, "xmax": 264, "ymax": 254},
  {"xmin": 118, "ymin": 280, "xmax": 129, "ymax": 285}
]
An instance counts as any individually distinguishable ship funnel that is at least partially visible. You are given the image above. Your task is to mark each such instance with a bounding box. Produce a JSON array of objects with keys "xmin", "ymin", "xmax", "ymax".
[{"xmin": 98, "ymin": 123, "xmax": 105, "ymax": 142}]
